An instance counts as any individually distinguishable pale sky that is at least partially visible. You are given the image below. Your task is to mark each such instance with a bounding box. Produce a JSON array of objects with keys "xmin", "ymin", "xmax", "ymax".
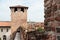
[{"xmin": 0, "ymin": 0, "xmax": 44, "ymax": 22}]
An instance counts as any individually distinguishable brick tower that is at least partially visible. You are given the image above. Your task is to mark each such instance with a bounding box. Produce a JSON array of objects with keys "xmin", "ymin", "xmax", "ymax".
[
  {"xmin": 10, "ymin": 5, "xmax": 28, "ymax": 33},
  {"xmin": 9, "ymin": 5, "xmax": 28, "ymax": 40}
]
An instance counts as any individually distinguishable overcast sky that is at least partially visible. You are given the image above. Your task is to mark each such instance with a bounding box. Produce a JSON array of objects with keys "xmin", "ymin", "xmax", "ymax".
[{"xmin": 0, "ymin": 0, "xmax": 44, "ymax": 22}]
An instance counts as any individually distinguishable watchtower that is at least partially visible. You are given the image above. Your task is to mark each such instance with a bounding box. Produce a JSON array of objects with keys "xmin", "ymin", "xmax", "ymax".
[{"xmin": 10, "ymin": 5, "xmax": 28, "ymax": 33}]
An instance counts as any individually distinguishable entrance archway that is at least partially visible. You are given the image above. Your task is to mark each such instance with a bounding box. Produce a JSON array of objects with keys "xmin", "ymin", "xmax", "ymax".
[
  {"xmin": 14, "ymin": 27, "xmax": 25, "ymax": 40},
  {"xmin": 3, "ymin": 35, "xmax": 6, "ymax": 40}
]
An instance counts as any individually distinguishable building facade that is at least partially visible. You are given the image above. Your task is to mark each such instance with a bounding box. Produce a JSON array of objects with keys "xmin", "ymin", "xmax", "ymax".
[
  {"xmin": 44, "ymin": 0, "xmax": 60, "ymax": 40},
  {"xmin": 0, "ymin": 22, "xmax": 11, "ymax": 40}
]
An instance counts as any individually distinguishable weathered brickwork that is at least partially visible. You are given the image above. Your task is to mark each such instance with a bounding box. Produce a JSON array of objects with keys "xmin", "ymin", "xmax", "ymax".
[
  {"xmin": 10, "ymin": 5, "xmax": 28, "ymax": 34},
  {"xmin": 9, "ymin": 5, "xmax": 28, "ymax": 40},
  {"xmin": 44, "ymin": 0, "xmax": 60, "ymax": 40}
]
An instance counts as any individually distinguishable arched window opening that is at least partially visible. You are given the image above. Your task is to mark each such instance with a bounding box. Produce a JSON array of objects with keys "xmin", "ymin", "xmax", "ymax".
[
  {"xmin": 1, "ymin": 28, "xmax": 3, "ymax": 32},
  {"xmin": 17, "ymin": 28, "xmax": 20, "ymax": 32},
  {"xmin": 3, "ymin": 35, "xmax": 6, "ymax": 40}
]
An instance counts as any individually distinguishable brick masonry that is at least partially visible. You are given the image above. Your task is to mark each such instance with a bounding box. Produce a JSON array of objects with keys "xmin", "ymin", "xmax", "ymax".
[{"xmin": 44, "ymin": 0, "xmax": 60, "ymax": 40}]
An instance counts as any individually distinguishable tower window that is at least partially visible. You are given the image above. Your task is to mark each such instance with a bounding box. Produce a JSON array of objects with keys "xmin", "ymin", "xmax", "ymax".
[
  {"xmin": 21, "ymin": 8, "xmax": 24, "ymax": 12},
  {"xmin": 14, "ymin": 8, "xmax": 17, "ymax": 12}
]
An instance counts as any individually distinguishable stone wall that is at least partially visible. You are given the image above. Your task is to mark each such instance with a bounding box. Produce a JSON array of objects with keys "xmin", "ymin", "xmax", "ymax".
[
  {"xmin": 26, "ymin": 31, "xmax": 47, "ymax": 40},
  {"xmin": 44, "ymin": 0, "xmax": 60, "ymax": 40}
]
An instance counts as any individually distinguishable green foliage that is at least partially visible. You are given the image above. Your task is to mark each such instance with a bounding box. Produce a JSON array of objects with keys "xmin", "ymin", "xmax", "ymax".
[
  {"xmin": 37, "ymin": 27, "xmax": 45, "ymax": 32},
  {"xmin": 0, "ymin": 38, "xmax": 1, "ymax": 40}
]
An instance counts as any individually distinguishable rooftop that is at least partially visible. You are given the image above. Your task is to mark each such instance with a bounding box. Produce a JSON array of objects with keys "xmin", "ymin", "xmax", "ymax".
[
  {"xmin": 10, "ymin": 5, "xmax": 28, "ymax": 8},
  {"xmin": 0, "ymin": 21, "xmax": 10, "ymax": 26}
]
